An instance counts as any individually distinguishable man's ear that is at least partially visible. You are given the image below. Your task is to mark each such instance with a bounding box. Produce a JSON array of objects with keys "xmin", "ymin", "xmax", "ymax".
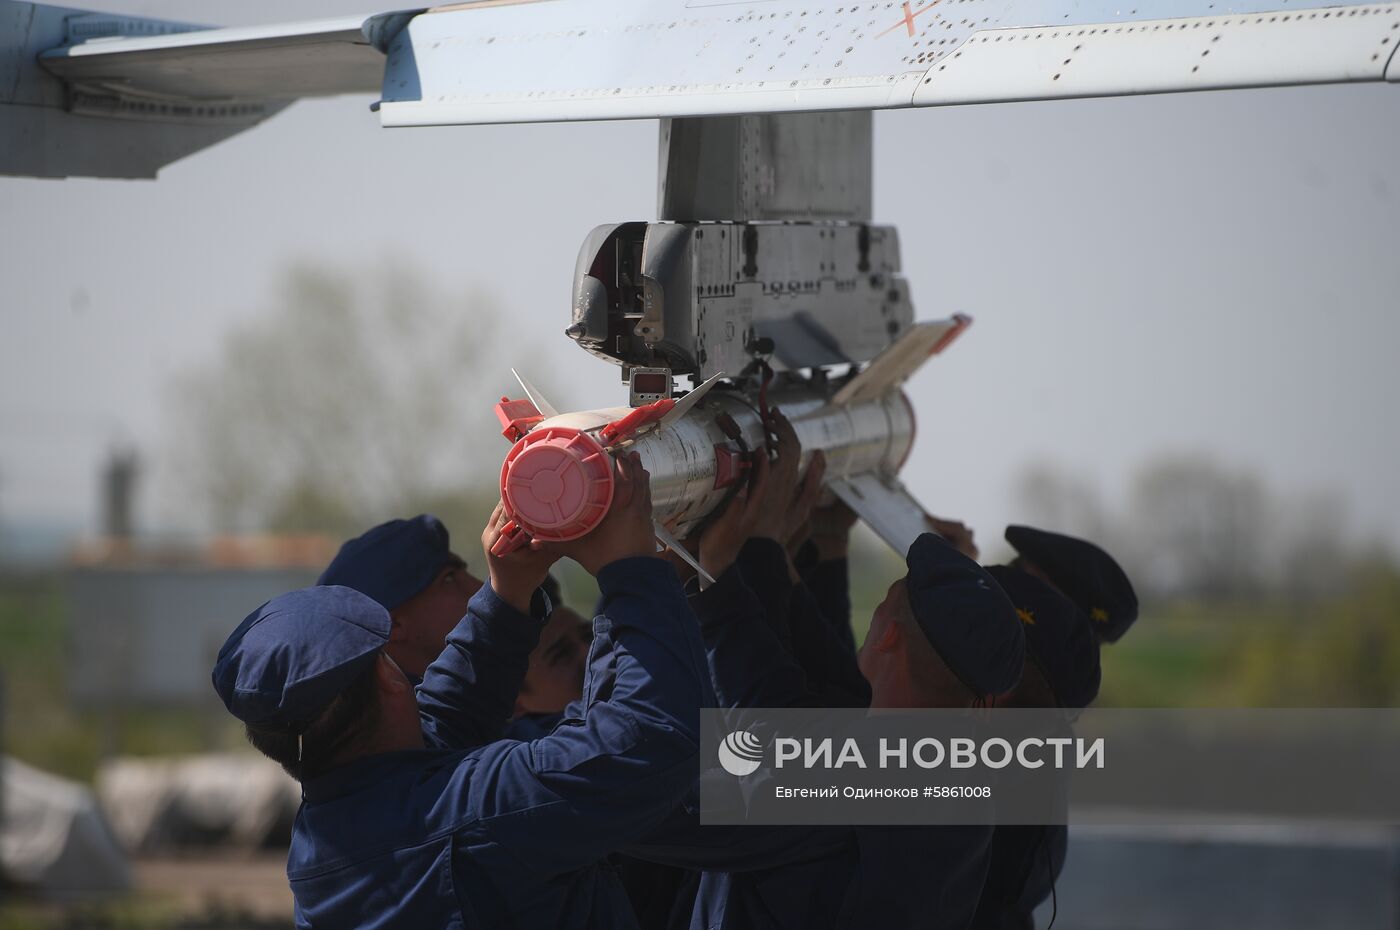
[
  {"xmin": 873, "ymin": 616, "xmax": 903, "ymax": 654},
  {"xmin": 387, "ymin": 612, "xmax": 409, "ymax": 644},
  {"xmin": 375, "ymin": 653, "xmax": 411, "ymax": 695}
]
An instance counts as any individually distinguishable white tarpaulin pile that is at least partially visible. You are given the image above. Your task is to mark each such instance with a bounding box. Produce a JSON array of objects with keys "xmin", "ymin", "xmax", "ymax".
[
  {"xmin": 0, "ymin": 755, "xmax": 130, "ymax": 894},
  {"xmin": 96, "ymin": 753, "xmax": 300, "ymax": 852}
]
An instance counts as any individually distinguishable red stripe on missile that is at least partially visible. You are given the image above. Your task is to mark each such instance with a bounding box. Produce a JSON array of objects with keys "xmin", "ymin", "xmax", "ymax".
[{"xmin": 930, "ymin": 314, "xmax": 972, "ymax": 355}]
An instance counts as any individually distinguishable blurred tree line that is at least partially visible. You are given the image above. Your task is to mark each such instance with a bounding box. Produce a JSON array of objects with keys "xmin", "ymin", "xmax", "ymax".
[
  {"xmin": 1014, "ymin": 459, "xmax": 1400, "ymax": 706},
  {"xmin": 1015, "ymin": 457, "xmax": 1363, "ymax": 602},
  {"xmin": 166, "ymin": 261, "xmax": 517, "ymax": 540}
]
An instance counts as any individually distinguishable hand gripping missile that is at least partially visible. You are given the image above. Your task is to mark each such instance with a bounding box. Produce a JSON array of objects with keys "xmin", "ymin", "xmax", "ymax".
[{"xmin": 490, "ymin": 317, "xmax": 972, "ymax": 571}]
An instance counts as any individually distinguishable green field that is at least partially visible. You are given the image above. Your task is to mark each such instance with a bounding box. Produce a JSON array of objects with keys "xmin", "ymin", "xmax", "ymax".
[
  {"xmin": 3, "ymin": 558, "xmax": 1397, "ymax": 784},
  {"xmin": 0, "ymin": 573, "xmax": 244, "ymax": 782}
]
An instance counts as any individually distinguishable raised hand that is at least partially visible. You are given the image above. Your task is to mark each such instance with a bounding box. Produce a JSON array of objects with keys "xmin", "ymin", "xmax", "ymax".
[
  {"xmin": 546, "ymin": 452, "xmax": 660, "ymax": 575},
  {"xmin": 783, "ymin": 448, "xmax": 828, "ymax": 556},
  {"xmin": 696, "ymin": 452, "xmax": 771, "ymax": 582},
  {"xmin": 482, "ymin": 502, "xmax": 561, "ymax": 613},
  {"xmin": 751, "ymin": 407, "xmax": 803, "ymax": 544},
  {"xmin": 808, "ymin": 495, "xmax": 859, "ymax": 562},
  {"xmin": 927, "ymin": 515, "xmax": 979, "ymax": 561}
]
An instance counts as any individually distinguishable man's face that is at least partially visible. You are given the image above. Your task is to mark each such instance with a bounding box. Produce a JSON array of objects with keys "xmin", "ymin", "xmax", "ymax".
[
  {"xmin": 858, "ymin": 577, "xmax": 907, "ymax": 681},
  {"xmin": 517, "ymin": 605, "xmax": 591, "ymax": 717},
  {"xmin": 388, "ymin": 556, "xmax": 483, "ymax": 679},
  {"xmin": 858, "ymin": 576, "xmax": 973, "ymax": 708}
]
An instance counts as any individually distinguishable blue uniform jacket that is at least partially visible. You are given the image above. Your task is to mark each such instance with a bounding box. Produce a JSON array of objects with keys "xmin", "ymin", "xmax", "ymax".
[
  {"xmin": 621, "ymin": 565, "xmax": 850, "ymax": 872},
  {"xmin": 736, "ymin": 540, "xmax": 868, "ymax": 708},
  {"xmin": 970, "ymin": 824, "xmax": 1066, "ymax": 930},
  {"xmin": 797, "ymin": 553, "xmax": 856, "ymax": 657},
  {"xmin": 505, "ymin": 712, "xmax": 565, "ymax": 742},
  {"xmin": 286, "ymin": 557, "xmax": 708, "ymax": 930},
  {"xmin": 688, "ymin": 545, "xmax": 994, "ymax": 930}
]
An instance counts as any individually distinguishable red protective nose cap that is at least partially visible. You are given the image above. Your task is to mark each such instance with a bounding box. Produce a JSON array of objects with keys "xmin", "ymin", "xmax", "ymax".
[{"xmin": 500, "ymin": 426, "xmax": 615, "ymax": 542}]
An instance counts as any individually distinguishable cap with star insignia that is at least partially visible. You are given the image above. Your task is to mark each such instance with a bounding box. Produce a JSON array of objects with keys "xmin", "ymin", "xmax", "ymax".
[
  {"xmin": 987, "ymin": 564, "xmax": 1101, "ymax": 709},
  {"xmin": 1004, "ymin": 525, "xmax": 1139, "ymax": 643}
]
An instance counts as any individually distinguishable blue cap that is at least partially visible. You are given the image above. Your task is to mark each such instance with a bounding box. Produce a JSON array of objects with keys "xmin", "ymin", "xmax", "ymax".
[
  {"xmin": 986, "ymin": 565, "xmax": 1101, "ymax": 709},
  {"xmin": 211, "ymin": 586, "xmax": 391, "ymax": 729},
  {"xmin": 318, "ymin": 515, "xmax": 455, "ymax": 611},
  {"xmin": 1005, "ymin": 525, "xmax": 1138, "ymax": 643},
  {"xmin": 905, "ymin": 533, "xmax": 1025, "ymax": 698}
]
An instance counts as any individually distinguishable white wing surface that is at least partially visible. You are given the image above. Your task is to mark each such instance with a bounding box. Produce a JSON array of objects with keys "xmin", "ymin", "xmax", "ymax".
[
  {"xmin": 377, "ymin": 0, "xmax": 1400, "ymax": 126},
  {"xmin": 26, "ymin": 0, "xmax": 1400, "ymax": 122},
  {"xmin": 7, "ymin": 0, "xmax": 1400, "ymax": 177}
]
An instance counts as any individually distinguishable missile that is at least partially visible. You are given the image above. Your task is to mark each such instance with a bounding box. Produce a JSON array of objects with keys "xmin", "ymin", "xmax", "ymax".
[{"xmin": 491, "ymin": 316, "xmax": 971, "ymax": 574}]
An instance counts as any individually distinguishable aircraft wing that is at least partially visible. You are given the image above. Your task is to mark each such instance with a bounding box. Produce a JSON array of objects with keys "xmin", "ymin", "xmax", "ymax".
[
  {"xmin": 6, "ymin": 0, "xmax": 1400, "ymax": 177},
  {"xmin": 374, "ymin": 0, "xmax": 1400, "ymax": 126},
  {"xmin": 2, "ymin": 3, "xmax": 416, "ymax": 178},
  {"xmin": 37, "ymin": 12, "xmax": 410, "ymax": 102}
]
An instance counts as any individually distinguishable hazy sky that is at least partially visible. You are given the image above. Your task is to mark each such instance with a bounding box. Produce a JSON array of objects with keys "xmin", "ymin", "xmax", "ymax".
[{"xmin": 2, "ymin": 0, "xmax": 1398, "ymax": 552}]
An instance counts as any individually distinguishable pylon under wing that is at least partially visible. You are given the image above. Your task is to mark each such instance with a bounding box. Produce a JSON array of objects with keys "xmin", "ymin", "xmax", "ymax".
[{"xmin": 6, "ymin": 0, "xmax": 1400, "ymax": 178}]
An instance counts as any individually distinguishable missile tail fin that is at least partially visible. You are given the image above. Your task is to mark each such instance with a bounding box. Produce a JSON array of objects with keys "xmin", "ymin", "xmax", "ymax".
[
  {"xmin": 828, "ymin": 473, "xmax": 934, "ymax": 558},
  {"xmin": 830, "ymin": 316, "xmax": 971, "ymax": 407},
  {"xmin": 653, "ymin": 520, "xmax": 715, "ymax": 586},
  {"xmin": 658, "ymin": 370, "xmax": 727, "ymax": 429},
  {"xmin": 511, "ymin": 368, "xmax": 560, "ymax": 418}
]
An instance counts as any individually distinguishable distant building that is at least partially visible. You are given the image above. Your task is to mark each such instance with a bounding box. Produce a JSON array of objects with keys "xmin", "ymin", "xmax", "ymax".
[{"xmin": 66, "ymin": 535, "xmax": 335, "ymax": 707}]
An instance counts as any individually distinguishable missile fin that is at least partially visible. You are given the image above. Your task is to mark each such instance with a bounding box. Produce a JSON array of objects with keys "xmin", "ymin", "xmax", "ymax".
[
  {"xmin": 653, "ymin": 520, "xmax": 715, "ymax": 586},
  {"xmin": 828, "ymin": 473, "xmax": 935, "ymax": 558},
  {"xmin": 511, "ymin": 368, "xmax": 560, "ymax": 419},
  {"xmin": 831, "ymin": 316, "xmax": 971, "ymax": 407},
  {"xmin": 658, "ymin": 370, "xmax": 727, "ymax": 429},
  {"xmin": 599, "ymin": 398, "xmax": 676, "ymax": 447}
]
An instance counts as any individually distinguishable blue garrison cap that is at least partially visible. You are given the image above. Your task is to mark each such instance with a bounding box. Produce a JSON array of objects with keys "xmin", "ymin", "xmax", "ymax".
[
  {"xmin": 986, "ymin": 565, "xmax": 1101, "ymax": 709},
  {"xmin": 212, "ymin": 586, "xmax": 391, "ymax": 729},
  {"xmin": 905, "ymin": 533, "xmax": 1025, "ymax": 698},
  {"xmin": 1005, "ymin": 525, "xmax": 1139, "ymax": 643},
  {"xmin": 318, "ymin": 515, "xmax": 456, "ymax": 611}
]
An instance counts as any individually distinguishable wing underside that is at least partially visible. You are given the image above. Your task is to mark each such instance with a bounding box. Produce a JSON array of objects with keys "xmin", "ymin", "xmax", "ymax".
[
  {"xmin": 34, "ymin": 10, "xmax": 409, "ymax": 101},
  {"xmin": 28, "ymin": 0, "xmax": 1400, "ymax": 123},
  {"xmin": 7, "ymin": 0, "xmax": 1399, "ymax": 177}
]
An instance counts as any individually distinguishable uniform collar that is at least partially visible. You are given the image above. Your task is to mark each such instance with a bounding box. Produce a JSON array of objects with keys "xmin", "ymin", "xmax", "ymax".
[{"xmin": 301, "ymin": 749, "xmax": 442, "ymax": 803}]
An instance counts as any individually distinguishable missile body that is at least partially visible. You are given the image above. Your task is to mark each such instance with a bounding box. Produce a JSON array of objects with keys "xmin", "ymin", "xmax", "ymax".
[
  {"xmin": 495, "ymin": 317, "xmax": 967, "ymax": 559},
  {"xmin": 497, "ymin": 384, "xmax": 914, "ymax": 545}
]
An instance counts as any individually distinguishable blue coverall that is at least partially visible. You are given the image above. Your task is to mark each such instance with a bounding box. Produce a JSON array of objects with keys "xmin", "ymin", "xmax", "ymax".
[
  {"xmin": 286, "ymin": 557, "xmax": 708, "ymax": 929},
  {"xmin": 687, "ymin": 541, "xmax": 996, "ymax": 930}
]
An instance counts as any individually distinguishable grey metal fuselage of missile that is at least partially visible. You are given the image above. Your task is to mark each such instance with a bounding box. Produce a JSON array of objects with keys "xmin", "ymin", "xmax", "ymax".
[{"xmin": 537, "ymin": 385, "xmax": 915, "ymax": 541}]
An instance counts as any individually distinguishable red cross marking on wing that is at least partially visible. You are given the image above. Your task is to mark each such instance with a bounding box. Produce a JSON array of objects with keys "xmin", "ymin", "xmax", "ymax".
[{"xmin": 876, "ymin": 0, "xmax": 943, "ymax": 40}]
